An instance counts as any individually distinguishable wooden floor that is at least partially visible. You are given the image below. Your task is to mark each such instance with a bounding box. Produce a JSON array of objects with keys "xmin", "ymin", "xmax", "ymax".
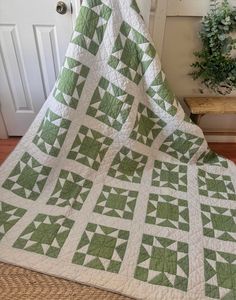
[{"xmin": 0, "ymin": 138, "xmax": 236, "ymax": 165}]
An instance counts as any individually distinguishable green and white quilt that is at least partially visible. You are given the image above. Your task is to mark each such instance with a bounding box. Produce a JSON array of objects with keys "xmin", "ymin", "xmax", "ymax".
[{"xmin": 0, "ymin": 1, "xmax": 236, "ymax": 299}]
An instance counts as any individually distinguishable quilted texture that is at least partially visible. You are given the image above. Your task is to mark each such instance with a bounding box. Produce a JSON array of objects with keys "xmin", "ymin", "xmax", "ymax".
[{"xmin": 0, "ymin": 1, "xmax": 236, "ymax": 299}]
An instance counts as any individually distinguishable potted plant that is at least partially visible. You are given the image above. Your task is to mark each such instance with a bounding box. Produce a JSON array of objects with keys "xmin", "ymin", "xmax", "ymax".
[{"xmin": 191, "ymin": 0, "xmax": 236, "ymax": 95}]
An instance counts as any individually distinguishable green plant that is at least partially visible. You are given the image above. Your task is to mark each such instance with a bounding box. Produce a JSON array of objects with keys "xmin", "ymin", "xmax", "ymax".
[{"xmin": 191, "ymin": 0, "xmax": 236, "ymax": 94}]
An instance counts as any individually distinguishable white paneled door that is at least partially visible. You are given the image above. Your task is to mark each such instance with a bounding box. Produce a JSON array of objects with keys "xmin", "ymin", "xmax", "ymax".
[
  {"xmin": 0, "ymin": 0, "xmax": 74, "ymax": 136},
  {"xmin": 0, "ymin": 0, "xmax": 151, "ymax": 136}
]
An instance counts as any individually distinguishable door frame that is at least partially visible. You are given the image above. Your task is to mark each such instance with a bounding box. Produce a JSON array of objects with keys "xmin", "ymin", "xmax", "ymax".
[{"xmin": 150, "ymin": 0, "xmax": 168, "ymax": 58}]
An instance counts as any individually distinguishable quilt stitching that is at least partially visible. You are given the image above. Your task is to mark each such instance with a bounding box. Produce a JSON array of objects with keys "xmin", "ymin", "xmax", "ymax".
[
  {"xmin": 108, "ymin": 21, "xmax": 156, "ymax": 85},
  {"xmin": 134, "ymin": 234, "xmax": 189, "ymax": 292},
  {"xmin": 197, "ymin": 150, "xmax": 229, "ymax": 168},
  {"xmin": 146, "ymin": 72, "xmax": 178, "ymax": 116},
  {"xmin": 201, "ymin": 204, "xmax": 236, "ymax": 242},
  {"xmin": 71, "ymin": 0, "xmax": 112, "ymax": 55},
  {"xmin": 33, "ymin": 108, "xmax": 71, "ymax": 157},
  {"xmin": 108, "ymin": 146, "xmax": 148, "ymax": 183},
  {"xmin": 204, "ymin": 248, "xmax": 236, "ymax": 299},
  {"xmin": 159, "ymin": 130, "xmax": 204, "ymax": 163},
  {"xmin": 67, "ymin": 125, "xmax": 113, "ymax": 170},
  {"xmin": 152, "ymin": 161, "xmax": 188, "ymax": 192},
  {"xmin": 198, "ymin": 169, "xmax": 236, "ymax": 201},
  {"xmin": 87, "ymin": 77, "xmax": 134, "ymax": 131},
  {"xmin": 47, "ymin": 170, "xmax": 93, "ymax": 211},
  {"xmin": 72, "ymin": 223, "xmax": 129, "ymax": 273},
  {"xmin": 130, "ymin": 103, "xmax": 166, "ymax": 146},
  {"xmin": 0, "ymin": 201, "xmax": 26, "ymax": 241},
  {"xmin": 93, "ymin": 185, "xmax": 138, "ymax": 220},
  {"xmin": 53, "ymin": 57, "xmax": 89, "ymax": 109},
  {"xmin": 146, "ymin": 194, "xmax": 189, "ymax": 232},
  {"xmin": 13, "ymin": 214, "xmax": 74, "ymax": 258},
  {"xmin": 2, "ymin": 153, "xmax": 51, "ymax": 201}
]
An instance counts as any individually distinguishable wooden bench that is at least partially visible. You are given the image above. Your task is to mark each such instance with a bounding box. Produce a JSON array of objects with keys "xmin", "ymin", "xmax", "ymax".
[{"xmin": 184, "ymin": 97, "xmax": 236, "ymax": 125}]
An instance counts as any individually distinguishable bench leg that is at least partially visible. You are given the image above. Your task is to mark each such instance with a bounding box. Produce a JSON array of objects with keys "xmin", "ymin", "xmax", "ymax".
[{"xmin": 191, "ymin": 114, "xmax": 204, "ymax": 125}]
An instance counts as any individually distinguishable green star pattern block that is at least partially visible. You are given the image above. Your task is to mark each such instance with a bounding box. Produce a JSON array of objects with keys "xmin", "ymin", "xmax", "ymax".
[
  {"xmin": 146, "ymin": 71, "xmax": 178, "ymax": 116},
  {"xmin": 146, "ymin": 194, "xmax": 189, "ymax": 232},
  {"xmin": 197, "ymin": 150, "xmax": 229, "ymax": 168},
  {"xmin": 134, "ymin": 234, "xmax": 189, "ymax": 292},
  {"xmin": 198, "ymin": 169, "xmax": 236, "ymax": 201},
  {"xmin": 130, "ymin": 103, "xmax": 166, "ymax": 146},
  {"xmin": 159, "ymin": 130, "xmax": 204, "ymax": 163},
  {"xmin": 72, "ymin": 223, "xmax": 129, "ymax": 273},
  {"xmin": 201, "ymin": 204, "xmax": 236, "ymax": 243},
  {"xmin": 67, "ymin": 125, "xmax": 113, "ymax": 171},
  {"xmin": 71, "ymin": 0, "xmax": 112, "ymax": 55},
  {"xmin": 93, "ymin": 185, "xmax": 138, "ymax": 220},
  {"xmin": 204, "ymin": 248, "xmax": 236, "ymax": 299},
  {"xmin": 2, "ymin": 152, "xmax": 51, "ymax": 201},
  {"xmin": 87, "ymin": 77, "xmax": 134, "ymax": 131},
  {"xmin": 33, "ymin": 108, "xmax": 71, "ymax": 157},
  {"xmin": 0, "ymin": 201, "xmax": 27, "ymax": 241},
  {"xmin": 108, "ymin": 21, "xmax": 156, "ymax": 85},
  {"xmin": 47, "ymin": 170, "xmax": 93, "ymax": 211},
  {"xmin": 152, "ymin": 161, "xmax": 188, "ymax": 192},
  {"xmin": 108, "ymin": 146, "xmax": 148, "ymax": 183},
  {"xmin": 53, "ymin": 57, "xmax": 89, "ymax": 109},
  {"xmin": 13, "ymin": 214, "xmax": 74, "ymax": 258}
]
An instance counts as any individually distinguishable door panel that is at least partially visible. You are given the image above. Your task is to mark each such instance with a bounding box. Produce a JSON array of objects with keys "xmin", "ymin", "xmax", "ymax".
[{"xmin": 0, "ymin": 0, "xmax": 73, "ymax": 136}]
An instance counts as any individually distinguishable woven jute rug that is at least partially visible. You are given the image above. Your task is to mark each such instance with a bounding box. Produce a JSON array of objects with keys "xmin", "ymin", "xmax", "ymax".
[{"xmin": 0, "ymin": 262, "xmax": 131, "ymax": 300}]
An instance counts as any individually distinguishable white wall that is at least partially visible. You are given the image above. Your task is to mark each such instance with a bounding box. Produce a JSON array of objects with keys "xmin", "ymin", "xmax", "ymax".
[{"xmin": 151, "ymin": 0, "xmax": 236, "ymax": 140}]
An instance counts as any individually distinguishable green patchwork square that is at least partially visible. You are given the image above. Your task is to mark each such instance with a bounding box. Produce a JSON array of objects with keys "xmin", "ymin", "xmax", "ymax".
[
  {"xmin": 87, "ymin": 77, "xmax": 134, "ymax": 131},
  {"xmin": 108, "ymin": 22, "xmax": 156, "ymax": 85},
  {"xmin": 33, "ymin": 109, "xmax": 71, "ymax": 157},
  {"xmin": 53, "ymin": 57, "xmax": 89, "ymax": 109},
  {"xmin": 152, "ymin": 161, "xmax": 188, "ymax": 192},
  {"xmin": 197, "ymin": 150, "xmax": 229, "ymax": 168},
  {"xmin": 108, "ymin": 146, "xmax": 147, "ymax": 183},
  {"xmin": 71, "ymin": 1, "xmax": 112, "ymax": 55},
  {"xmin": 201, "ymin": 204, "xmax": 236, "ymax": 242},
  {"xmin": 134, "ymin": 234, "xmax": 189, "ymax": 291},
  {"xmin": 93, "ymin": 185, "xmax": 138, "ymax": 220},
  {"xmin": 146, "ymin": 72, "xmax": 178, "ymax": 116},
  {"xmin": 204, "ymin": 248, "xmax": 236, "ymax": 299},
  {"xmin": 130, "ymin": 103, "xmax": 166, "ymax": 146},
  {"xmin": 0, "ymin": 201, "xmax": 27, "ymax": 240},
  {"xmin": 146, "ymin": 194, "xmax": 189, "ymax": 231},
  {"xmin": 67, "ymin": 125, "xmax": 113, "ymax": 170},
  {"xmin": 13, "ymin": 214, "xmax": 74, "ymax": 258},
  {"xmin": 47, "ymin": 170, "xmax": 93, "ymax": 211},
  {"xmin": 160, "ymin": 130, "xmax": 204, "ymax": 163},
  {"xmin": 131, "ymin": 0, "xmax": 140, "ymax": 14},
  {"xmin": 72, "ymin": 223, "xmax": 129, "ymax": 273},
  {"xmin": 2, "ymin": 152, "xmax": 51, "ymax": 201},
  {"xmin": 198, "ymin": 169, "xmax": 236, "ymax": 201}
]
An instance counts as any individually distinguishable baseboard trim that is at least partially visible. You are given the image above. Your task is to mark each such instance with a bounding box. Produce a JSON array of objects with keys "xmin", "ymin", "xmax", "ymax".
[{"xmin": 205, "ymin": 131, "xmax": 236, "ymax": 143}]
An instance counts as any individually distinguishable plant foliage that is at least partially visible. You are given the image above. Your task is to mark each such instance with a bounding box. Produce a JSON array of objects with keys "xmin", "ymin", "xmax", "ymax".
[{"xmin": 191, "ymin": 0, "xmax": 236, "ymax": 94}]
